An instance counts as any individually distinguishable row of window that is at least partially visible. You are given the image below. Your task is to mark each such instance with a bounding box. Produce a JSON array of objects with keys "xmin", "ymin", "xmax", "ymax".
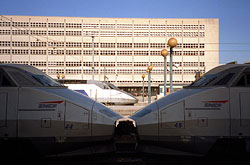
[
  {"xmin": 0, "ymin": 61, "xmax": 205, "ymax": 68},
  {"xmin": 119, "ymin": 80, "xmax": 193, "ymax": 84},
  {"xmin": 0, "ymin": 29, "xmax": 205, "ymax": 38},
  {"xmin": 0, "ymin": 21, "xmax": 205, "ymax": 30},
  {"xmin": 0, "ymin": 41, "xmax": 205, "ymax": 49},
  {"xmin": 84, "ymin": 31, "xmax": 205, "ymax": 37},
  {"xmin": 44, "ymin": 68, "xmax": 204, "ymax": 75},
  {"xmin": 0, "ymin": 49, "xmax": 205, "ymax": 56}
]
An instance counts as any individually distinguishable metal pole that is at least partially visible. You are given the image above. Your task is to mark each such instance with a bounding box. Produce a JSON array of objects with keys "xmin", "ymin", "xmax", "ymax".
[
  {"xmin": 163, "ymin": 56, "xmax": 167, "ymax": 96},
  {"xmin": 91, "ymin": 36, "xmax": 95, "ymax": 80},
  {"xmin": 170, "ymin": 47, "xmax": 173, "ymax": 93},
  {"xmin": 148, "ymin": 71, "xmax": 151, "ymax": 104},
  {"xmin": 142, "ymin": 78, "xmax": 144, "ymax": 102}
]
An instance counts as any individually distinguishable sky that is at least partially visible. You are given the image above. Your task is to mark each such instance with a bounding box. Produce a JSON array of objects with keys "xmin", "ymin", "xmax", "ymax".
[{"xmin": 0, "ymin": 0, "xmax": 250, "ymax": 64}]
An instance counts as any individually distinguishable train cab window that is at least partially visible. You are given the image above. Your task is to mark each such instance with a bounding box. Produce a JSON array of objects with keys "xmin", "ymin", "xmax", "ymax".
[
  {"xmin": 234, "ymin": 73, "xmax": 250, "ymax": 87},
  {"xmin": 189, "ymin": 72, "xmax": 222, "ymax": 87},
  {"xmin": 246, "ymin": 73, "xmax": 250, "ymax": 85},
  {"xmin": 214, "ymin": 73, "xmax": 235, "ymax": 86},
  {"xmin": 5, "ymin": 67, "xmax": 62, "ymax": 87},
  {"xmin": 0, "ymin": 70, "xmax": 15, "ymax": 87},
  {"xmin": 235, "ymin": 75, "xmax": 246, "ymax": 87}
]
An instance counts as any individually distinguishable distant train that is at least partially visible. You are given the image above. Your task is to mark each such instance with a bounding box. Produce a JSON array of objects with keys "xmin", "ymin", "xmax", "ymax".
[
  {"xmin": 58, "ymin": 79, "xmax": 138, "ymax": 105},
  {"xmin": 0, "ymin": 64, "xmax": 122, "ymax": 156},
  {"xmin": 131, "ymin": 63, "xmax": 250, "ymax": 155}
]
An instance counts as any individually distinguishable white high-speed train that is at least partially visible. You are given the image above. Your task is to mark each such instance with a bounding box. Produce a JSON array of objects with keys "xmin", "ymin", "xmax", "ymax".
[
  {"xmin": 58, "ymin": 79, "xmax": 138, "ymax": 105},
  {"xmin": 130, "ymin": 63, "xmax": 250, "ymax": 155},
  {"xmin": 0, "ymin": 64, "xmax": 122, "ymax": 156}
]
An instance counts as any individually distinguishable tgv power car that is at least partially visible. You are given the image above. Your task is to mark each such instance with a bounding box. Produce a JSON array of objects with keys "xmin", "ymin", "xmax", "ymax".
[
  {"xmin": 58, "ymin": 79, "xmax": 138, "ymax": 105},
  {"xmin": 131, "ymin": 64, "xmax": 250, "ymax": 155},
  {"xmin": 0, "ymin": 64, "xmax": 122, "ymax": 156}
]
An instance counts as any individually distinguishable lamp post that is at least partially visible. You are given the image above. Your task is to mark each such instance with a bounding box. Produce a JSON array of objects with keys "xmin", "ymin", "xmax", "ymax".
[
  {"xmin": 147, "ymin": 65, "xmax": 153, "ymax": 104},
  {"xmin": 91, "ymin": 36, "xmax": 95, "ymax": 80},
  {"xmin": 142, "ymin": 74, "xmax": 145, "ymax": 102},
  {"xmin": 57, "ymin": 73, "xmax": 60, "ymax": 79},
  {"xmin": 168, "ymin": 38, "xmax": 177, "ymax": 94},
  {"xmin": 161, "ymin": 49, "xmax": 168, "ymax": 96},
  {"xmin": 61, "ymin": 74, "xmax": 65, "ymax": 79}
]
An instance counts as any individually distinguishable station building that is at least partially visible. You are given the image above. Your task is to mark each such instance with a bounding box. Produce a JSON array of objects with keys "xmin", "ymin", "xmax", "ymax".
[{"xmin": 0, "ymin": 15, "xmax": 219, "ymax": 96}]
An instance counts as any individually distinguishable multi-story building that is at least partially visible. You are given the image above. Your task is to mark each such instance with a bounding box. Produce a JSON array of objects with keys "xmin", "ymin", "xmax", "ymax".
[{"xmin": 0, "ymin": 15, "xmax": 219, "ymax": 96}]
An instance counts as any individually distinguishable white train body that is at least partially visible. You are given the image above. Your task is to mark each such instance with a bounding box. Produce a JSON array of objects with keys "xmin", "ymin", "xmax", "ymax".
[
  {"xmin": 61, "ymin": 80, "xmax": 138, "ymax": 105},
  {"xmin": 0, "ymin": 64, "xmax": 122, "ymax": 155},
  {"xmin": 131, "ymin": 64, "xmax": 250, "ymax": 155}
]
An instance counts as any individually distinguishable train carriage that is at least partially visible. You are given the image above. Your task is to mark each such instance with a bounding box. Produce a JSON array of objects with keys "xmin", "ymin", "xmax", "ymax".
[
  {"xmin": 0, "ymin": 64, "xmax": 122, "ymax": 156},
  {"xmin": 131, "ymin": 63, "xmax": 250, "ymax": 155}
]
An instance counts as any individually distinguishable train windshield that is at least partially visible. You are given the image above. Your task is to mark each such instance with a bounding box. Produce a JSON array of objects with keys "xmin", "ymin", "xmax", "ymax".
[
  {"xmin": 189, "ymin": 73, "xmax": 222, "ymax": 87},
  {"xmin": 188, "ymin": 65, "xmax": 238, "ymax": 87},
  {"xmin": 105, "ymin": 82, "xmax": 120, "ymax": 90},
  {"xmin": 31, "ymin": 74, "xmax": 62, "ymax": 87},
  {"xmin": 5, "ymin": 65, "xmax": 62, "ymax": 87}
]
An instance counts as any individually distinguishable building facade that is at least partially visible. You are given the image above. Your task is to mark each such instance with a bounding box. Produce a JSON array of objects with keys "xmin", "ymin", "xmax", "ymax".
[{"xmin": 0, "ymin": 15, "xmax": 219, "ymax": 95}]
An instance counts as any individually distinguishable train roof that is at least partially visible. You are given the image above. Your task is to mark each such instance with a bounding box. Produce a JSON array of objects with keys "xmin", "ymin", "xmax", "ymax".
[{"xmin": 206, "ymin": 64, "xmax": 250, "ymax": 74}]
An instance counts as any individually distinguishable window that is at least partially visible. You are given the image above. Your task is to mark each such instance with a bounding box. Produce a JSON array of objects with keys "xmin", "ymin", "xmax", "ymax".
[
  {"xmin": 101, "ymin": 62, "xmax": 115, "ymax": 67},
  {"xmin": 214, "ymin": 73, "xmax": 235, "ymax": 86},
  {"xmin": 0, "ymin": 69, "xmax": 15, "ymax": 87},
  {"xmin": 12, "ymin": 22, "xmax": 29, "ymax": 27},
  {"xmin": 235, "ymin": 73, "xmax": 250, "ymax": 87},
  {"xmin": 83, "ymin": 50, "xmax": 98, "ymax": 55},
  {"xmin": 48, "ymin": 50, "xmax": 64, "ymax": 55},
  {"xmin": 66, "ymin": 31, "xmax": 82, "ymax": 36},
  {"xmin": 49, "ymin": 42, "xmax": 64, "ymax": 47},
  {"xmin": 100, "ymin": 24, "xmax": 115, "ymax": 29},
  {"xmin": 48, "ymin": 23, "xmax": 64, "ymax": 28},
  {"xmin": 117, "ymin": 62, "xmax": 132, "ymax": 67},
  {"xmin": 30, "ymin": 30, "xmax": 47, "ymax": 35},
  {"xmin": 66, "ymin": 23, "xmax": 82, "ymax": 28},
  {"xmin": 117, "ymin": 31, "xmax": 132, "ymax": 36},
  {"xmin": 83, "ymin": 31, "xmax": 99, "ymax": 36},
  {"xmin": 134, "ymin": 43, "xmax": 148, "ymax": 48},
  {"xmin": 134, "ymin": 51, "xmax": 148, "ymax": 56},
  {"xmin": 48, "ymin": 31, "xmax": 64, "ymax": 36},
  {"xmin": 30, "ymin": 42, "xmax": 46, "ymax": 47},
  {"xmin": 83, "ymin": 43, "xmax": 98, "ymax": 48},
  {"xmin": 30, "ymin": 61, "xmax": 46, "ymax": 66},
  {"xmin": 0, "ymin": 41, "xmax": 11, "ymax": 47},
  {"xmin": 235, "ymin": 76, "xmax": 245, "ymax": 87},
  {"xmin": 117, "ymin": 43, "xmax": 132, "ymax": 48},
  {"xmin": 12, "ymin": 30, "xmax": 29, "ymax": 35},
  {"xmin": 246, "ymin": 74, "xmax": 250, "ymax": 85},
  {"xmin": 12, "ymin": 49, "xmax": 29, "ymax": 55},
  {"xmin": 30, "ymin": 50, "xmax": 46, "ymax": 55},
  {"xmin": 0, "ymin": 49, "xmax": 11, "ymax": 54},
  {"xmin": 100, "ymin": 43, "xmax": 115, "ymax": 48},
  {"xmin": 12, "ymin": 42, "xmax": 29, "ymax": 47},
  {"xmin": 82, "ymin": 24, "xmax": 99, "ymax": 29},
  {"xmin": 117, "ymin": 51, "xmax": 132, "ymax": 56},
  {"xmin": 117, "ymin": 24, "xmax": 132, "ymax": 29},
  {"xmin": 0, "ymin": 22, "xmax": 11, "ymax": 27},
  {"xmin": 66, "ymin": 42, "xmax": 82, "ymax": 48},
  {"xmin": 66, "ymin": 50, "xmax": 82, "ymax": 55},
  {"xmin": 66, "ymin": 61, "xmax": 81, "ymax": 67},
  {"xmin": 150, "ymin": 43, "xmax": 165, "ymax": 48},
  {"xmin": 30, "ymin": 22, "xmax": 47, "ymax": 28},
  {"xmin": 0, "ymin": 30, "xmax": 11, "ymax": 35}
]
